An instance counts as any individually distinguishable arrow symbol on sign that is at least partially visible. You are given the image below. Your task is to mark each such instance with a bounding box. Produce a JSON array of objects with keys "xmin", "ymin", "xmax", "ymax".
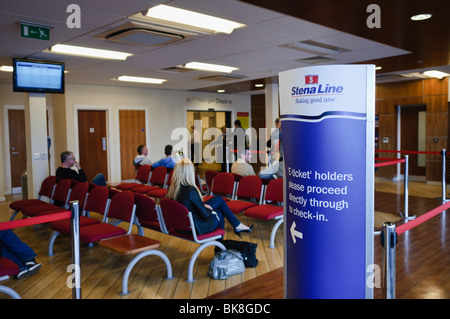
[{"xmin": 290, "ymin": 221, "xmax": 303, "ymax": 243}]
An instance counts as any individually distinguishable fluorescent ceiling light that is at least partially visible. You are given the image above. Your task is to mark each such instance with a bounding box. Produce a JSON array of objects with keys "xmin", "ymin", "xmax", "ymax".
[
  {"xmin": 411, "ymin": 13, "xmax": 432, "ymax": 21},
  {"xmin": 49, "ymin": 44, "xmax": 132, "ymax": 60},
  {"xmin": 217, "ymin": 89, "xmax": 225, "ymax": 93},
  {"xmin": 117, "ymin": 75, "xmax": 166, "ymax": 84},
  {"xmin": 423, "ymin": 70, "xmax": 449, "ymax": 79},
  {"xmin": 145, "ymin": 5, "xmax": 245, "ymax": 34},
  {"xmin": 375, "ymin": 66, "xmax": 382, "ymax": 70},
  {"xmin": 185, "ymin": 62, "xmax": 238, "ymax": 73},
  {"xmin": 255, "ymin": 83, "xmax": 264, "ymax": 87},
  {"xmin": 0, "ymin": 65, "xmax": 13, "ymax": 72}
]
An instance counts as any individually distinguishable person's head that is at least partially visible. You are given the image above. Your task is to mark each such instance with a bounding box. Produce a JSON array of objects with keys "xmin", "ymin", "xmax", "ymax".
[
  {"xmin": 234, "ymin": 119, "xmax": 241, "ymax": 128},
  {"xmin": 60, "ymin": 151, "xmax": 75, "ymax": 167},
  {"xmin": 221, "ymin": 126, "xmax": 227, "ymax": 135},
  {"xmin": 240, "ymin": 149, "xmax": 252, "ymax": 162},
  {"xmin": 164, "ymin": 144, "xmax": 173, "ymax": 156},
  {"xmin": 167, "ymin": 158, "xmax": 202, "ymax": 200},
  {"xmin": 137, "ymin": 145, "xmax": 148, "ymax": 155},
  {"xmin": 275, "ymin": 118, "xmax": 280, "ymax": 128}
]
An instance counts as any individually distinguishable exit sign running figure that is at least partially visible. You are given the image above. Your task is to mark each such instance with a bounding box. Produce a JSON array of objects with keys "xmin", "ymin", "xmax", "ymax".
[{"xmin": 20, "ymin": 24, "xmax": 50, "ymax": 41}]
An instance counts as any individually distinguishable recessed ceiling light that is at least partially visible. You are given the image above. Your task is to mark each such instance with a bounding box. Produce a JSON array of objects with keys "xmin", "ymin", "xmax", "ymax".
[
  {"xmin": 255, "ymin": 83, "xmax": 264, "ymax": 87},
  {"xmin": 375, "ymin": 66, "xmax": 382, "ymax": 70},
  {"xmin": 48, "ymin": 44, "xmax": 132, "ymax": 60},
  {"xmin": 145, "ymin": 5, "xmax": 245, "ymax": 34},
  {"xmin": 117, "ymin": 76, "xmax": 166, "ymax": 84},
  {"xmin": 185, "ymin": 62, "xmax": 238, "ymax": 73},
  {"xmin": 217, "ymin": 89, "xmax": 225, "ymax": 93},
  {"xmin": 423, "ymin": 70, "xmax": 449, "ymax": 79},
  {"xmin": 411, "ymin": 13, "xmax": 432, "ymax": 21},
  {"xmin": 0, "ymin": 65, "xmax": 13, "ymax": 72}
]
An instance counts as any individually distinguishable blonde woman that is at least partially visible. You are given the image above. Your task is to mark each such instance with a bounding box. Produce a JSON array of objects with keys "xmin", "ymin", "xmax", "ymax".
[{"xmin": 167, "ymin": 158, "xmax": 252, "ymax": 237}]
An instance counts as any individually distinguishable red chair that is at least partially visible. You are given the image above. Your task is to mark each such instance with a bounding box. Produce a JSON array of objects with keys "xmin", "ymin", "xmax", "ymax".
[
  {"xmin": 131, "ymin": 166, "xmax": 167, "ymax": 194},
  {"xmin": 146, "ymin": 170, "xmax": 173, "ymax": 199},
  {"xmin": 9, "ymin": 176, "xmax": 57, "ymax": 221},
  {"xmin": 79, "ymin": 191, "xmax": 136, "ymax": 245},
  {"xmin": 48, "ymin": 186, "xmax": 110, "ymax": 256},
  {"xmin": 35, "ymin": 182, "xmax": 89, "ymax": 217},
  {"xmin": 115, "ymin": 165, "xmax": 151, "ymax": 191},
  {"xmin": 19, "ymin": 179, "xmax": 72, "ymax": 218},
  {"xmin": 244, "ymin": 178, "xmax": 284, "ymax": 248},
  {"xmin": 158, "ymin": 198, "xmax": 226, "ymax": 282},
  {"xmin": 202, "ymin": 172, "xmax": 235, "ymax": 202},
  {"xmin": 0, "ymin": 257, "xmax": 21, "ymax": 299},
  {"xmin": 226, "ymin": 175, "xmax": 263, "ymax": 214},
  {"xmin": 133, "ymin": 193, "xmax": 161, "ymax": 233},
  {"xmin": 204, "ymin": 170, "xmax": 218, "ymax": 195}
]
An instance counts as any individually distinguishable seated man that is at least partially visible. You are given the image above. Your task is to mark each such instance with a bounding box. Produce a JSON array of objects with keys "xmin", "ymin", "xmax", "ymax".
[
  {"xmin": 151, "ymin": 144, "xmax": 176, "ymax": 169},
  {"xmin": 231, "ymin": 149, "xmax": 255, "ymax": 177},
  {"xmin": 0, "ymin": 230, "xmax": 41, "ymax": 279},
  {"xmin": 134, "ymin": 145, "xmax": 152, "ymax": 166},
  {"xmin": 56, "ymin": 151, "xmax": 106, "ymax": 186}
]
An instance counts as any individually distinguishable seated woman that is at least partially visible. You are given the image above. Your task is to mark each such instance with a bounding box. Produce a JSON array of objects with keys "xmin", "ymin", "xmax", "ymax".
[{"xmin": 167, "ymin": 158, "xmax": 252, "ymax": 237}]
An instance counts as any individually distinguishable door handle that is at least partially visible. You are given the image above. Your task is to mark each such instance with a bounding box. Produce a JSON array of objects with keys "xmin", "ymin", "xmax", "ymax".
[
  {"xmin": 12, "ymin": 151, "xmax": 20, "ymax": 155},
  {"xmin": 102, "ymin": 137, "xmax": 106, "ymax": 151}
]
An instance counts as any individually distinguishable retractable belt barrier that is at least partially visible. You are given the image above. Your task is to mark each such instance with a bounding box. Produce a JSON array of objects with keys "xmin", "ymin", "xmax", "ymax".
[
  {"xmin": 381, "ymin": 200, "xmax": 449, "ymax": 299},
  {"xmin": 0, "ymin": 201, "xmax": 81, "ymax": 299}
]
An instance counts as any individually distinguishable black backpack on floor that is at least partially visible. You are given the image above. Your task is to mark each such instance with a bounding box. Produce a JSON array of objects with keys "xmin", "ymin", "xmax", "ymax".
[{"xmin": 215, "ymin": 239, "xmax": 258, "ymax": 267}]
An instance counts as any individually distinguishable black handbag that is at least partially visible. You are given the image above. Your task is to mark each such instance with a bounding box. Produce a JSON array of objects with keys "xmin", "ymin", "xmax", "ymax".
[{"xmin": 215, "ymin": 239, "xmax": 258, "ymax": 267}]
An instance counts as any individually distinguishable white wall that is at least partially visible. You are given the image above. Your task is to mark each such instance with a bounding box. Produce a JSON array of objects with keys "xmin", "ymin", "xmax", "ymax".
[{"xmin": 1, "ymin": 82, "xmax": 251, "ymax": 195}]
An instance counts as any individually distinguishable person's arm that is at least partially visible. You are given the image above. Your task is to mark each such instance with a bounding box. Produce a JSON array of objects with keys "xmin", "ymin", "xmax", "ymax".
[{"xmin": 188, "ymin": 187, "xmax": 212, "ymax": 220}]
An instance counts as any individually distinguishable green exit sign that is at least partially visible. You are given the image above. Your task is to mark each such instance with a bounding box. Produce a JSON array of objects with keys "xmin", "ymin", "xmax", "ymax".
[{"xmin": 20, "ymin": 24, "xmax": 50, "ymax": 41}]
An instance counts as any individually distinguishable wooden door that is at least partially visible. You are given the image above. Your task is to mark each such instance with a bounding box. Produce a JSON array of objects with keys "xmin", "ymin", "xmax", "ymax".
[
  {"xmin": 119, "ymin": 110, "xmax": 146, "ymax": 180},
  {"xmin": 77, "ymin": 110, "xmax": 108, "ymax": 181},
  {"xmin": 400, "ymin": 105, "xmax": 426, "ymax": 176},
  {"xmin": 8, "ymin": 109, "xmax": 27, "ymax": 190}
]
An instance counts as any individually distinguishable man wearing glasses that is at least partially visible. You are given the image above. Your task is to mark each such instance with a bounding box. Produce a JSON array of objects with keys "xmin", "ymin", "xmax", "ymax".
[{"xmin": 56, "ymin": 151, "xmax": 106, "ymax": 186}]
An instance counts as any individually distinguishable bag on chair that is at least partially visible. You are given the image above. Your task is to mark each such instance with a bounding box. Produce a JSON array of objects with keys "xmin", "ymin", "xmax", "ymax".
[
  {"xmin": 215, "ymin": 239, "xmax": 258, "ymax": 267},
  {"xmin": 207, "ymin": 249, "xmax": 245, "ymax": 280}
]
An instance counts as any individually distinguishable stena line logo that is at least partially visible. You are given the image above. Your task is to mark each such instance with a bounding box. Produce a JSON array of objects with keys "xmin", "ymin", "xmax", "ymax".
[
  {"xmin": 305, "ymin": 75, "xmax": 318, "ymax": 84},
  {"xmin": 291, "ymin": 75, "xmax": 344, "ymax": 97}
]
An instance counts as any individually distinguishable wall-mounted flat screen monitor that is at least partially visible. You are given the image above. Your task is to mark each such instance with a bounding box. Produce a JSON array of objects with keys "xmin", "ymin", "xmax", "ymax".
[{"xmin": 13, "ymin": 58, "xmax": 65, "ymax": 94}]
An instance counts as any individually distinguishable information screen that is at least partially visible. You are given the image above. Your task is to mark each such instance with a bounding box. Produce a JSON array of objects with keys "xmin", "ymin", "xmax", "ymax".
[{"xmin": 13, "ymin": 58, "xmax": 64, "ymax": 93}]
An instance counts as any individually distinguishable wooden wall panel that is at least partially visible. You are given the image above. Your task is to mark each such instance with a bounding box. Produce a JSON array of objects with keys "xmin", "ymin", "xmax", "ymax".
[{"xmin": 376, "ymin": 77, "xmax": 448, "ymax": 182}]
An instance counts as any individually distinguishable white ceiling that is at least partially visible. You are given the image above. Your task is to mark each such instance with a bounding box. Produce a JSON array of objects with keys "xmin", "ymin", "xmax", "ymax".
[{"xmin": 0, "ymin": 0, "xmax": 416, "ymax": 92}]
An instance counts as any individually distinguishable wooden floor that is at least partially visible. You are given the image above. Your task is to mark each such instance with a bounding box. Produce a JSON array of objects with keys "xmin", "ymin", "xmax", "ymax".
[{"xmin": 1, "ymin": 178, "xmax": 449, "ymax": 299}]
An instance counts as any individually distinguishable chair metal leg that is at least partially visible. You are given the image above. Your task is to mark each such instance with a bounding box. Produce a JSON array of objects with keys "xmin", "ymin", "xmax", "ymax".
[
  {"xmin": 269, "ymin": 217, "xmax": 283, "ymax": 249},
  {"xmin": 48, "ymin": 231, "xmax": 60, "ymax": 256},
  {"xmin": 0, "ymin": 284, "xmax": 21, "ymax": 299},
  {"xmin": 186, "ymin": 241, "xmax": 226, "ymax": 283},
  {"xmin": 120, "ymin": 250, "xmax": 173, "ymax": 296},
  {"xmin": 10, "ymin": 210, "xmax": 19, "ymax": 221}
]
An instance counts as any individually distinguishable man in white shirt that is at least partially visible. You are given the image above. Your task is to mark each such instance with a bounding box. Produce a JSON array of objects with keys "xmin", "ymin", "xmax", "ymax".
[
  {"xmin": 231, "ymin": 149, "xmax": 255, "ymax": 177},
  {"xmin": 134, "ymin": 145, "xmax": 152, "ymax": 166}
]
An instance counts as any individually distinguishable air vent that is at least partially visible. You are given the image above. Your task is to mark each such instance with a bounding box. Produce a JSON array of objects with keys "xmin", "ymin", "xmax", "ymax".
[
  {"xmin": 161, "ymin": 66, "xmax": 193, "ymax": 73},
  {"xmin": 198, "ymin": 74, "xmax": 246, "ymax": 81},
  {"xmin": 295, "ymin": 56, "xmax": 336, "ymax": 64},
  {"xmin": 96, "ymin": 21, "xmax": 197, "ymax": 47}
]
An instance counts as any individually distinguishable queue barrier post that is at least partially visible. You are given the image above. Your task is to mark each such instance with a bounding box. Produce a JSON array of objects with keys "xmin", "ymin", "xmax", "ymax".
[
  {"xmin": 402, "ymin": 155, "xmax": 415, "ymax": 220},
  {"xmin": 381, "ymin": 222, "xmax": 397, "ymax": 299},
  {"xmin": 442, "ymin": 149, "xmax": 447, "ymax": 203},
  {"xmin": 70, "ymin": 200, "xmax": 81, "ymax": 299}
]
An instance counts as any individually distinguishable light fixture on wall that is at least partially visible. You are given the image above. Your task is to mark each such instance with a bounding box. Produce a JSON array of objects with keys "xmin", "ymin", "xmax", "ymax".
[
  {"xmin": 0, "ymin": 65, "xmax": 13, "ymax": 72},
  {"xmin": 422, "ymin": 70, "xmax": 449, "ymax": 79},
  {"xmin": 410, "ymin": 13, "xmax": 432, "ymax": 21},
  {"xmin": 185, "ymin": 62, "xmax": 238, "ymax": 73},
  {"xmin": 144, "ymin": 5, "xmax": 246, "ymax": 34},
  {"xmin": 47, "ymin": 44, "xmax": 132, "ymax": 60},
  {"xmin": 117, "ymin": 75, "xmax": 166, "ymax": 84}
]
